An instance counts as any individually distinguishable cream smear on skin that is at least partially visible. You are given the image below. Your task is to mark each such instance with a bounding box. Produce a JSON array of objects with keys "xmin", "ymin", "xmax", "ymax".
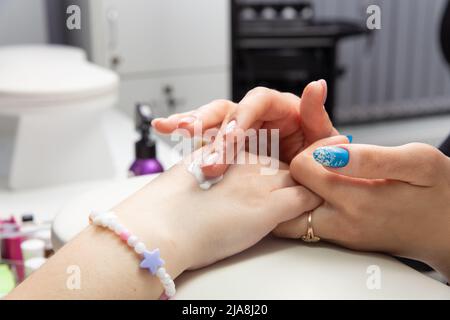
[
  {"xmin": 187, "ymin": 153, "xmax": 223, "ymax": 190},
  {"xmin": 185, "ymin": 119, "xmax": 236, "ymax": 190}
]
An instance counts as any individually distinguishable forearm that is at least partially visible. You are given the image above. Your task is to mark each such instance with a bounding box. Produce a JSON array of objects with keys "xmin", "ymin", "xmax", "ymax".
[{"xmin": 7, "ymin": 208, "xmax": 187, "ymax": 299}]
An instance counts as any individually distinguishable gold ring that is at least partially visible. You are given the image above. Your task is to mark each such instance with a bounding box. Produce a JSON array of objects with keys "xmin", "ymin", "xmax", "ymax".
[{"xmin": 301, "ymin": 210, "xmax": 320, "ymax": 243}]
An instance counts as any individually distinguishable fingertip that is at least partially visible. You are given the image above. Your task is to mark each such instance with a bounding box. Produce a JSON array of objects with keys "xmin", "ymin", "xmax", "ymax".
[
  {"xmin": 302, "ymin": 80, "xmax": 323, "ymax": 101},
  {"xmin": 151, "ymin": 117, "xmax": 164, "ymax": 126},
  {"xmin": 153, "ymin": 121, "xmax": 174, "ymax": 134},
  {"xmin": 152, "ymin": 118, "xmax": 168, "ymax": 133}
]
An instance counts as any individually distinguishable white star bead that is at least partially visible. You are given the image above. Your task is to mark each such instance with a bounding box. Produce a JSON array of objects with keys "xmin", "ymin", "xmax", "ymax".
[
  {"xmin": 127, "ymin": 235, "xmax": 138, "ymax": 247},
  {"xmin": 134, "ymin": 242, "xmax": 147, "ymax": 254}
]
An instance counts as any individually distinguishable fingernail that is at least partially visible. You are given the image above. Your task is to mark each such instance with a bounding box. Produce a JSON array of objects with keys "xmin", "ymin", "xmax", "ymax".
[
  {"xmin": 313, "ymin": 146, "xmax": 349, "ymax": 168},
  {"xmin": 203, "ymin": 152, "xmax": 220, "ymax": 166},
  {"xmin": 152, "ymin": 118, "xmax": 164, "ymax": 125},
  {"xmin": 225, "ymin": 120, "xmax": 237, "ymax": 134},
  {"xmin": 177, "ymin": 116, "xmax": 197, "ymax": 127},
  {"xmin": 346, "ymin": 135, "xmax": 353, "ymax": 143},
  {"xmin": 318, "ymin": 79, "xmax": 327, "ymax": 105}
]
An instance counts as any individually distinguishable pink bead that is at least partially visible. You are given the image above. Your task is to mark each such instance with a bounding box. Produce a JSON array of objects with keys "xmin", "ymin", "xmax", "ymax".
[
  {"xmin": 159, "ymin": 293, "xmax": 169, "ymax": 300},
  {"xmin": 119, "ymin": 230, "xmax": 131, "ymax": 241}
]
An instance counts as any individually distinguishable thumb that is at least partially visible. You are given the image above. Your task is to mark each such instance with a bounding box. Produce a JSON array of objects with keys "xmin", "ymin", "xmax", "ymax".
[
  {"xmin": 289, "ymin": 135, "xmax": 351, "ymax": 203},
  {"xmin": 300, "ymin": 80, "xmax": 339, "ymax": 144},
  {"xmin": 312, "ymin": 142, "xmax": 445, "ymax": 187}
]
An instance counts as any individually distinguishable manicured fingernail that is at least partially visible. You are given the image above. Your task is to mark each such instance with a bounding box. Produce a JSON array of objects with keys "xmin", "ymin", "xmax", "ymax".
[
  {"xmin": 225, "ymin": 120, "xmax": 237, "ymax": 134},
  {"xmin": 177, "ymin": 116, "xmax": 197, "ymax": 127},
  {"xmin": 313, "ymin": 146, "xmax": 349, "ymax": 168},
  {"xmin": 346, "ymin": 135, "xmax": 353, "ymax": 143},
  {"xmin": 318, "ymin": 79, "xmax": 328, "ymax": 105},
  {"xmin": 152, "ymin": 118, "xmax": 164, "ymax": 125},
  {"xmin": 203, "ymin": 152, "xmax": 219, "ymax": 166}
]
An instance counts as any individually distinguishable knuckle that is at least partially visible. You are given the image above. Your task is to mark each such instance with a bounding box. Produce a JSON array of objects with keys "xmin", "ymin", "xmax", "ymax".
[
  {"xmin": 247, "ymin": 86, "xmax": 273, "ymax": 98},
  {"xmin": 404, "ymin": 142, "xmax": 432, "ymax": 153},
  {"xmin": 205, "ymin": 99, "xmax": 237, "ymax": 118},
  {"xmin": 209, "ymin": 99, "xmax": 232, "ymax": 109},
  {"xmin": 404, "ymin": 142, "xmax": 439, "ymax": 161},
  {"xmin": 404, "ymin": 143, "xmax": 442, "ymax": 181}
]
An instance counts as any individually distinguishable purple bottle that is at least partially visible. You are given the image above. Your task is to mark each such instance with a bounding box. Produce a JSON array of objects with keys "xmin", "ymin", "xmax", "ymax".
[{"xmin": 129, "ymin": 103, "xmax": 164, "ymax": 177}]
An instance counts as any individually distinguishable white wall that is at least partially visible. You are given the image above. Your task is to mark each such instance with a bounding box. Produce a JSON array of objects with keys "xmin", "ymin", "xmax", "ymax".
[{"xmin": 0, "ymin": 0, "xmax": 48, "ymax": 45}]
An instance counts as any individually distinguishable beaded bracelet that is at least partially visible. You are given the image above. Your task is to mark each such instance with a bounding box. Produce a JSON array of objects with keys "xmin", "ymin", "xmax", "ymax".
[{"xmin": 89, "ymin": 211, "xmax": 176, "ymax": 298}]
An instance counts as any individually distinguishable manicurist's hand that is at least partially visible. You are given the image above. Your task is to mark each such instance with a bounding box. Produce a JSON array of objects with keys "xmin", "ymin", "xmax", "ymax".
[
  {"xmin": 152, "ymin": 81, "xmax": 338, "ymax": 177},
  {"xmin": 9, "ymin": 153, "xmax": 320, "ymax": 299},
  {"xmin": 274, "ymin": 136, "xmax": 450, "ymax": 281}
]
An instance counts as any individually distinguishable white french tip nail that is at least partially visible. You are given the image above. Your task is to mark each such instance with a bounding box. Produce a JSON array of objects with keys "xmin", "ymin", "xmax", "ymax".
[
  {"xmin": 204, "ymin": 152, "xmax": 219, "ymax": 166},
  {"xmin": 225, "ymin": 120, "xmax": 237, "ymax": 134}
]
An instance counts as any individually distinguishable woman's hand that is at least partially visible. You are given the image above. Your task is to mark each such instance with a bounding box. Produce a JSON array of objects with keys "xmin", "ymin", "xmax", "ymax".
[
  {"xmin": 152, "ymin": 81, "xmax": 338, "ymax": 177},
  {"xmin": 274, "ymin": 136, "xmax": 450, "ymax": 280},
  {"xmin": 115, "ymin": 153, "xmax": 321, "ymax": 273},
  {"xmin": 10, "ymin": 153, "xmax": 320, "ymax": 299}
]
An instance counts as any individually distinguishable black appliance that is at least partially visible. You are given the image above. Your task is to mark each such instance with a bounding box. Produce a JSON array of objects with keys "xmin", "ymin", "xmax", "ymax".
[{"xmin": 231, "ymin": 0, "xmax": 368, "ymax": 120}]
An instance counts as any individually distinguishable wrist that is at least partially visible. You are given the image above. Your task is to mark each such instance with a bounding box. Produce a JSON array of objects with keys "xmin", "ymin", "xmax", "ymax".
[{"xmin": 112, "ymin": 205, "xmax": 191, "ymax": 280}]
